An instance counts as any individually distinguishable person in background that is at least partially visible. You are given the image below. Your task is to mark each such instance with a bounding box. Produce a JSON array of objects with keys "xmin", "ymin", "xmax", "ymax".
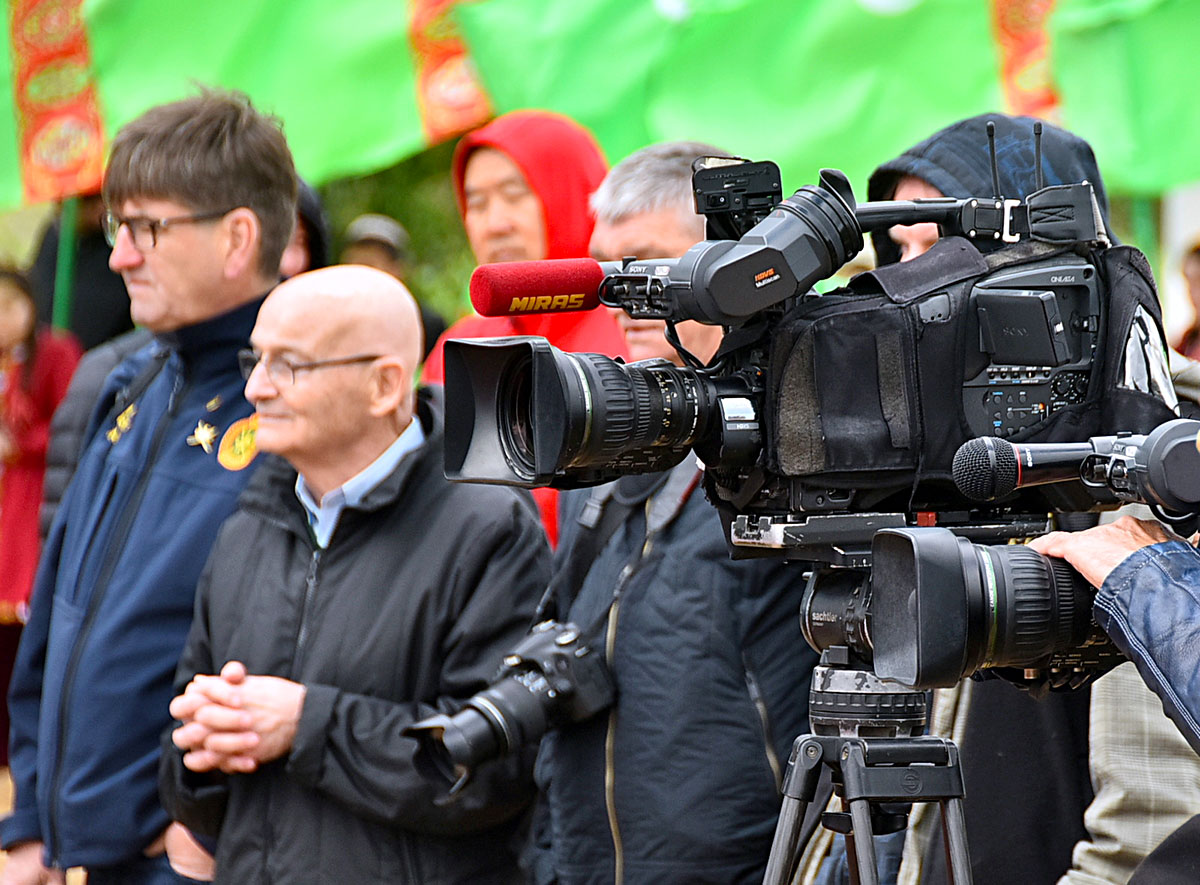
[
  {"xmin": 845, "ymin": 112, "xmax": 1194, "ymax": 885},
  {"xmin": 0, "ymin": 268, "xmax": 80, "ymax": 768},
  {"xmin": 38, "ymin": 180, "xmax": 329, "ymax": 541},
  {"xmin": 1, "ymin": 88, "xmax": 297, "ymax": 885},
  {"xmin": 531, "ymin": 141, "xmax": 817, "ymax": 885},
  {"xmin": 339, "ymin": 212, "xmax": 446, "ymax": 359},
  {"xmin": 421, "ymin": 109, "xmax": 628, "ymax": 545},
  {"xmin": 1172, "ymin": 240, "xmax": 1200, "ymax": 361},
  {"xmin": 29, "ymin": 191, "xmax": 133, "ymax": 351},
  {"xmin": 160, "ymin": 265, "xmax": 549, "ymax": 883}
]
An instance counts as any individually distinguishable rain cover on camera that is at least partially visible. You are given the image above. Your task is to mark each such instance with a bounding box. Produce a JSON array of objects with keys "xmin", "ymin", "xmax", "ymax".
[{"xmin": 763, "ymin": 236, "xmax": 1178, "ymax": 507}]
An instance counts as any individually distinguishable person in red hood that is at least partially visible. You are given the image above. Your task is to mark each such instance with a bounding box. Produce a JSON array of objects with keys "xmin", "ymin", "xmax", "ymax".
[{"xmin": 423, "ymin": 109, "xmax": 628, "ymax": 544}]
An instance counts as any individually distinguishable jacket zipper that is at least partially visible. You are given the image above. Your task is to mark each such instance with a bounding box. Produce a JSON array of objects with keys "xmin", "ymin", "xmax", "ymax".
[
  {"xmin": 603, "ymin": 528, "xmax": 655, "ymax": 885},
  {"xmin": 603, "ymin": 593, "xmax": 625, "ymax": 885},
  {"xmin": 744, "ymin": 659, "xmax": 783, "ymax": 792},
  {"xmin": 49, "ymin": 367, "xmax": 190, "ymax": 864},
  {"xmin": 292, "ymin": 549, "xmax": 323, "ymax": 674}
]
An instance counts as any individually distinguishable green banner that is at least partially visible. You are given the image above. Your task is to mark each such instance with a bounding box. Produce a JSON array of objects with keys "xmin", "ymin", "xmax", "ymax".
[
  {"xmin": 0, "ymin": 16, "xmax": 23, "ymax": 209},
  {"xmin": 1051, "ymin": 0, "xmax": 1200, "ymax": 194},
  {"xmin": 83, "ymin": 0, "xmax": 425, "ymax": 186},
  {"xmin": 456, "ymin": 0, "xmax": 1004, "ymax": 196}
]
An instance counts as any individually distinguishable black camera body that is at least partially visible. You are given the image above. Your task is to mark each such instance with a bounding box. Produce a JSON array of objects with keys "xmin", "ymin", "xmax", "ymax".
[
  {"xmin": 405, "ymin": 620, "xmax": 614, "ymax": 790},
  {"xmin": 446, "ymin": 162, "xmax": 1174, "ymax": 558},
  {"xmin": 441, "ymin": 151, "xmax": 1180, "ymax": 727}
]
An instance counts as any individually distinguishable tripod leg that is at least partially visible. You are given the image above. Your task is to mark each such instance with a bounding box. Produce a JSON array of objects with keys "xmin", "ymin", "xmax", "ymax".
[
  {"xmin": 762, "ymin": 736, "xmax": 824, "ymax": 885},
  {"xmin": 848, "ymin": 797, "xmax": 880, "ymax": 885},
  {"xmin": 941, "ymin": 798, "xmax": 973, "ymax": 885},
  {"xmin": 762, "ymin": 796, "xmax": 808, "ymax": 885}
]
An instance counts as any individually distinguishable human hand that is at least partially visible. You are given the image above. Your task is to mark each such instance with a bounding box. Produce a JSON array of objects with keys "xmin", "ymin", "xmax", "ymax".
[
  {"xmin": 0, "ymin": 842, "xmax": 65, "ymax": 885},
  {"xmin": 170, "ymin": 660, "xmax": 250, "ymax": 757},
  {"xmin": 163, "ymin": 822, "xmax": 215, "ymax": 881},
  {"xmin": 1029, "ymin": 515, "xmax": 1173, "ymax": 588},
  {"xmin": 173, "ymin": 661, "xmax": 305, "ymax": 774}
]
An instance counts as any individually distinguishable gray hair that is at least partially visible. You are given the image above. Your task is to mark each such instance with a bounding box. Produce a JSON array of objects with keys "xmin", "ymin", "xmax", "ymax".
[{"xmin": 590, "ymin": 141, "xmax": 732, "ymax": 234}]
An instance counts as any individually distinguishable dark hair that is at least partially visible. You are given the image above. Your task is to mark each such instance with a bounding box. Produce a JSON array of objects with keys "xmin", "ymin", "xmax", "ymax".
[
  {"xmin": 0, "ymin": 268, "xmax": 38, "ymax": 389},
  {"xmin": 102, "ymin": 88, "xmax": 298, "ymax": 277}
]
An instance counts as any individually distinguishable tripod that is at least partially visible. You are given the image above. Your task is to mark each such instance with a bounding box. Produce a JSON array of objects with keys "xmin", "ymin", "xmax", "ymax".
[{"xmin": 762, "ymin": 650, "xmax": 972, "ymax": 885}]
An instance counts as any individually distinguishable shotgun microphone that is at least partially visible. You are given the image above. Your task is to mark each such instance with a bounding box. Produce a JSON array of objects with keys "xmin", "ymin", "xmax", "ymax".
[{"xmin": 469, "ymin": 259, "xmax": 618, "ymax": 316}]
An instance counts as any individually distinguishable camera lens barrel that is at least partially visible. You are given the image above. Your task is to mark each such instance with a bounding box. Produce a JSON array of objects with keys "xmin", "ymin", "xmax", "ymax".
[
  {"xmin": 964, "ymin": 544, "xmax": 1093, "ymax": 673},
  {"xmin": 447, "ymin": 337, "xmax": 759, "ymax": 487},
  {"xmin": 872, "ymin": 527, "xmax": 1099, "ymax": 689}
]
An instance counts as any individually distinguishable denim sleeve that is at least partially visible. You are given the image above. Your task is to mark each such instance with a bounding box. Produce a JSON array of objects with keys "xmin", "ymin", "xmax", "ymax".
[{"xmin": 1093, "ymin": 540, "xmax": 1200, "ymax": 755}]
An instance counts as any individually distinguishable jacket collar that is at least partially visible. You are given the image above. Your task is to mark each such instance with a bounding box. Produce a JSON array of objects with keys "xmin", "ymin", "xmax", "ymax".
[
  {"xmin": 155, "ymin": 295, "xmax": 266, "ymax": 369},
  {"xmin": 241, "ymin": 386, "xmax": 445, "ymax": 533}
]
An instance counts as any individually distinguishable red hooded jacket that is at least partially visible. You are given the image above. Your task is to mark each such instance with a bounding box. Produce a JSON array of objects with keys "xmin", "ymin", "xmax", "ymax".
[{"xmin": 424, "ymin": 110, "xmax": 629, "ymax": 544}]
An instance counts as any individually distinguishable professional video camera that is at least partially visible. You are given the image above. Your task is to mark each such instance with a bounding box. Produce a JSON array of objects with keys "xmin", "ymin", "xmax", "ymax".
[
  {"xmin": 445, "ymin": 132, "xmax": 1175, "ymax": 662},
  {"xmin": 418, "ymin": 131, "xmax": 1189, "ymax": 883}
]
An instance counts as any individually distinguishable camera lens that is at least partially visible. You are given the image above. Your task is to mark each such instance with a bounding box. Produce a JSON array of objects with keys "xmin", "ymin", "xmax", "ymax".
[
  {"xmin": 497, "ymin": 353, "xmax": 537, "ymax": 478},
  {"xmin": 407, "ymin": 669, "xmax": 553, "ymax": 786},
  {"xmin": 871, "ymin": 527, "xmax": 1108, "ymax": 688}
]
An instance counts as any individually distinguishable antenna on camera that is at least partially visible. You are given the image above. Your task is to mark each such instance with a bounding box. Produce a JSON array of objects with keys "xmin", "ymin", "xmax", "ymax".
[
  {"xmin": 986, "ymin": 120, "xmax": 1002, "ymax": 199},
  {"xmin": 1033, "ymin": 121, "xmax": 1045, "ymax": 191}
]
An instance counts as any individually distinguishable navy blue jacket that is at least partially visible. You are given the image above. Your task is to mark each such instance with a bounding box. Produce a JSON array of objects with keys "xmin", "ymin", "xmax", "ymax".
[
  {"xmin": 534, "ymin": 462, "xmax": 817, "ymax": 885},
  {"xmin": 2, "ymin": 298, "xmax": 264, "ymax": 868}
]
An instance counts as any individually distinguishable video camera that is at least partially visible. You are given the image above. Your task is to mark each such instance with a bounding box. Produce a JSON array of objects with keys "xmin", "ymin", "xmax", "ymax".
[{"xmin": 419, "ymin": 133, "xmax": 1185, "ymax": 788}]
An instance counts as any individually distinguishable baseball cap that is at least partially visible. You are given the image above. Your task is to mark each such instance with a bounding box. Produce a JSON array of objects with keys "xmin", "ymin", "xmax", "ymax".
[{"xmin": 344, "ymin": 213, "xmax": 410, "ymax": 259}]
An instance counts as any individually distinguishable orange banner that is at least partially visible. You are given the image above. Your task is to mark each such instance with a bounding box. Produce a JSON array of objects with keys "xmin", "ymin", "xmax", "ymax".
[
  {"xmin": 992, "ymin": 0, "xmax": 1061, "ymax": 121},
  {"xmin": 410, "ymin": 0, "xmax": 492, "ymax": 144},
  {"xmin": 10, "ymin": 0, "xmax": 104, "ymax": 204}
]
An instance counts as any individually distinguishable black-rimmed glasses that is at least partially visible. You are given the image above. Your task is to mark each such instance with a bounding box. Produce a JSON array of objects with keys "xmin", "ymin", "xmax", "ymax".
[
  {"xmin": 237, "ymin": 348, "xmax": 383, "ymax": 387},
  {"xmin": 103, "ymin": 209, "xmax": 233, "ymax": 250}
]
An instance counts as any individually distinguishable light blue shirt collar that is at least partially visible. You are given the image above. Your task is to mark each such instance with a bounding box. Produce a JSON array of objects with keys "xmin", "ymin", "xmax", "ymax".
[{"xmin": 295, "ymin": 418, "xmax": 425, "ymax": 548}]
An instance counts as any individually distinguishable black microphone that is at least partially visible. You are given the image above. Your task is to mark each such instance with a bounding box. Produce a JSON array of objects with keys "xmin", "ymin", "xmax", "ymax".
[{"xmin": 953, "ymin": 437, "xmax": 1101, "ymax": 502}]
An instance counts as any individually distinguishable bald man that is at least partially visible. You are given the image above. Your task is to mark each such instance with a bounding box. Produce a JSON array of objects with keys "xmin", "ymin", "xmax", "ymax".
[{"xmin": 158, "ymin": 265, "xmax": 551, "ymax": 884}]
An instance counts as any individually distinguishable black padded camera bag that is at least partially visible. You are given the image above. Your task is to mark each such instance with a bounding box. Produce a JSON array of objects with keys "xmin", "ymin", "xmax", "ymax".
[{"xmin": 764, "ymin": 236, "xmax": 1177, "ymax": 499}]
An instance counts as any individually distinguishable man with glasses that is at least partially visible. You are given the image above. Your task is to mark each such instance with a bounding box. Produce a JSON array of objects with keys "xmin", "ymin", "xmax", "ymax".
[
  {"xmin": 159, "ymin": 264, "xmax": 548, "ymax": 883},
  {"xmin": 1, "ymin": 90, "xmax": 296, "ymax": 885}
]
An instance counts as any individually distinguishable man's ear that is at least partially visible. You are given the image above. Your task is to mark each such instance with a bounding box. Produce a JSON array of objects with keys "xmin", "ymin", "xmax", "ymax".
[
  {"xmin": 367, "ymin": 358, "xmax": 409, "ymax": 418},
  {"xmin": 223, "ymin": 208, "xmax": 262, "ymax": 280}
]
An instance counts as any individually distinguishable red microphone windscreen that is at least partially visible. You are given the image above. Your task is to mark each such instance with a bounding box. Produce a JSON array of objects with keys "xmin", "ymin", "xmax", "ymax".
[{"xmin": 470, "ymin": 259, "xmax": 606, "ymax": 316}]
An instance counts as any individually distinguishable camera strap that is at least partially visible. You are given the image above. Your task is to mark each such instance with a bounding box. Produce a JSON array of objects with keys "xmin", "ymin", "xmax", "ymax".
[{"xmin": 536, "ymin": 474, "xmax": 665, "ymax": 622}]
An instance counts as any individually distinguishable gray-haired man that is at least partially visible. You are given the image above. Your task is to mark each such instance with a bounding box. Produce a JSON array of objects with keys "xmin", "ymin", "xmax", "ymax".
[{"xmin": 531, "ymin": 141, "xmax": 818, "ymax": 885}]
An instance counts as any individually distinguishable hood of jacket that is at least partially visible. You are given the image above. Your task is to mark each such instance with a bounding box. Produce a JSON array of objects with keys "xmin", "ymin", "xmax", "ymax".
[
  {"xmin": 867, "ymin": 112, "xmax": 1111, "ymax": 266},
  {"xmin": 451, "ymin": 110, "xmax": 609, "ymax": 340}
]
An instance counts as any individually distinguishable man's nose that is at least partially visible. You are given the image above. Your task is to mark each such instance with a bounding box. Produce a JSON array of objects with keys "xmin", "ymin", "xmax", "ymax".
[
  {"xmin": 108, "ymin": 225, "xmax": 144, "ymax": 271},
  {"xmin": 483, "ymin": 200, "xmax": 516, "ymax": 234},
  {"xmin": 243, "ymin": 359, "xmax": 277, "ymax": 403}
]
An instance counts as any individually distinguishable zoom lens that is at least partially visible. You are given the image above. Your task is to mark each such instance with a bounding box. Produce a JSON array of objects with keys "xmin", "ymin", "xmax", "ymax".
[
  {"xmin": 871, "ymin": 527, "xmax": 1119, "ymax": 689},
  {"xmin": 445, "ymin": 337, "xmax": 759, "ymax": 488}
]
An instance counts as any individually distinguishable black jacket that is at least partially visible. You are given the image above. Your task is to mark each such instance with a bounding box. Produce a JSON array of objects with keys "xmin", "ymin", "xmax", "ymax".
[
  {"xmin": 160, "ymin": 389, "xmax": 552, "ymax": 884},
  {"xmin": 534, "ymin": 462, "xmax": 817, "ymax": 885}
]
